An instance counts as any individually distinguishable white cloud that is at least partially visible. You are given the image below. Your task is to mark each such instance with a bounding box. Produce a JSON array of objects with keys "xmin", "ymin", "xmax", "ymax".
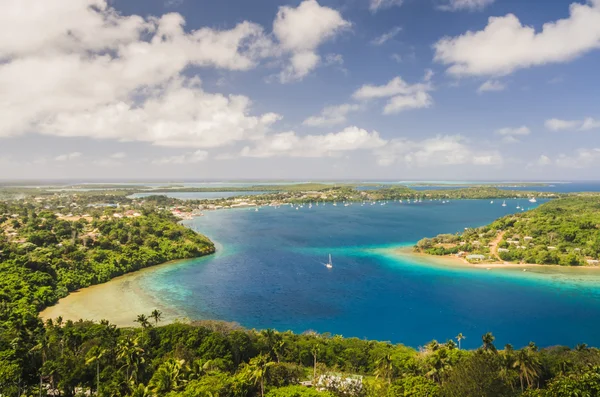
[
  {"xmin": 55, "ymin": 152, "xmax": 82, "ymax": 161},
  {"xmin": 274, "ymin": 0, "xmax": 350, "ymax": 82},
  {"xmin": 39, "ymin": 78, "xmax": 282, "ymax": 148},
  {"xmin": 303, "ymin": 104, "xmax": 361, "ymax": 127},
  {"xmin": 371, "ymin": 27, "xmax": 402, "ymax": 46},
  {"xmin": 376, "ymin": 135, "xmax": 503, "ymax": 167},
  {"xmin": 438, "ymin": 0, "xmax": 495, "ymax": 12},
  {"xmin": 153, "ymin": 150, "xmax": 208, "ymax": 165},
  {"xmin": 556, "ymin": 148, "xmax": 600, "ymax": 168},
  {"xmin": 353, "ymin": 76, "xmax": 434, "ymax": 114},
  {"xmin": 434, "ymin": 0, "xmax": 600, "ymax": 76},
  {"xmin": 495, "ymin": 126, "xmax": 530, "ymax": 143},
  {"xmin": 477, "ymin": 80, "xmax": 506, "ymax": 93},
  {"xmin": 545, "ymin": 117, "xmax": 600, "ymax": 131},
  {"xmin": 582, "ymin": 117, "xmax": 600, "ymax": 130},
  {"xmin": 495, "ymin": 126, "xmax": 530, "ymax": 136},
  {"xmin": 537, "ymin": 155, "xmax": 552, "ymax": 166},
  {"xmin": 241, "ymin": 126, "xmax": 386, "ymax": 158},
  {"xmin": 0, "ymin": 0, "xmax": 285, "ymax": 148},
  {"xmin": 391, "ymin": 54, "xmax": 403, "ymax": 63},
  {"xmin": 111, "ymin": 152, "xmax": 127, "ymax": 159},
  {"xmin": 370, "ymin": 0, "xmax": 404, "ymax": 12}
]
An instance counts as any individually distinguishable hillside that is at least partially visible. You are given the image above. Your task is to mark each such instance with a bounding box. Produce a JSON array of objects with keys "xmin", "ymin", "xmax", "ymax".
[{"xmin": 415, "ymin": 196, "xmax": 600, "ymax": 266}]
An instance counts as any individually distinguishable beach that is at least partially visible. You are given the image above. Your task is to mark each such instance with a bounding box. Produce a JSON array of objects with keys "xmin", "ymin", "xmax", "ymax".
[
  {"xmin": 40, "ymin": 264, "xmax": 187, "ymax": 327},
  {"xmin": 387, "ymin": 245, "xmax": 600, "ymax": 272}
]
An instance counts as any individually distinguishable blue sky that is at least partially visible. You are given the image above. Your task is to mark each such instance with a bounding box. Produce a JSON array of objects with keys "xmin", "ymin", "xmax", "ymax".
[{"xmin": 0, "ymin": 0, "xmax": 599, "ymax": 180}]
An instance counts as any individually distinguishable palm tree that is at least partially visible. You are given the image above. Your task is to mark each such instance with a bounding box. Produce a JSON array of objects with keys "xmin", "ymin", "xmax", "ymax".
[
  {"xmin": 246, "ymin": 355, "xmax": 273, "ymax": 397},
  {"xmin": 311, "ymin": 343, "xmax": 320, "ymax": 382},
  {"xmin": 374, "ymin": 354, "xmax": 394, "ymax": 385},
  {"xmin": 513, "ymin": 348, "xmax": 541, "ymax": 392},
  {"xmin": 135, "ymin": 314, "xmax": 151, "ymax": 337},
  {"xmin": 456, "ymin": 333, "xmax": 465, "ymax": 350},
  {"xmin": 148, "ymin": 359, "xmax": 187, "ymax": 395},
  {"xmin": 481, "ymin": 332, "xmax": 497, "ymax": 353},
  {"xmin": 86, "ymin": 346, "xmax": 106, "ymax": 395},
  {"xmin": 117, "ymin": 336, "xmax": 145, "ymax": 384},
  {"xmin": 150, "ymin": 309, "xmax": 162, "ymax": 326}
]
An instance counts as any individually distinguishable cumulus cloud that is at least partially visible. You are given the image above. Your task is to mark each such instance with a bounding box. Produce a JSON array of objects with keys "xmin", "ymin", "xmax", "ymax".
[
  {"xmin": 369, "ymin": 0, "xmax": 405, "ymax": 12},
  {"xmin": 556, "ymin": 148, "xmax": 600, "ymax": 168},
  {"xmin": 240, "ymin": 126, "xmax": 386, "ymax": 158},
  {"xmin": 39, "ymin": 78, "xmax": 282, "ymax": 148},
  {"xmin": 438, "ymin": 0, "xmax": 495, "ymax": 12},
  {"xmin": 537, "ymin": 155, "xmax": 552, "ymax": 166},
  {"xmin": 153, "ymin": 150, "xmax": 209, "ymax": 165},
  {"xmin": 55, "ymin": 152, "xmax": 82, "ymax": 161},
  {"xmin": 353, "ymin": 76, "xmax": 434, "ymax": 114},
  {"xmin": 0, "ymin": 0, "xmax": 286, "ymax": 149},
  {"xmin": 376, "ymin": 135, "xmax": 503, "ymax": 167},
  {"xmin": 303, "ymin": 104, "xmax": 361, "ymax": 127},
  {"xmin": 371, "ymin": 27, "xmax": 402, "ymax": 46},
  {"xmin": 434, "ymin": 0, "xmax": 600, "ymax": 76},
  {"xmin": 545, "ymin": 117, "xmax": 600, "ymax": 131},
  {"xmin": 495, "ymin": 126, "xmax": 530, "ymax": 143},
  {"xmin": 477, "ymin": 80, "xmax": 506, "ymax": 93},
  {"xmin": 274, "ymin": 0, "xmax": 350, "ymax": 82}
]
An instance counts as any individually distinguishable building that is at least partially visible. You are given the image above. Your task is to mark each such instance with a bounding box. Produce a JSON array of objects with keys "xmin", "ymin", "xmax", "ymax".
[{"xmin": 466, "ymin": 254, "xmax": 485, "ymax": 261}]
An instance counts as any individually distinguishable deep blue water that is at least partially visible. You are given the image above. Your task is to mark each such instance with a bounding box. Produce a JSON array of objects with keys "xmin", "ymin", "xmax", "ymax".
[{"xmin": 141, "ymin": 199, "xmax": 600, "ymax": 349}]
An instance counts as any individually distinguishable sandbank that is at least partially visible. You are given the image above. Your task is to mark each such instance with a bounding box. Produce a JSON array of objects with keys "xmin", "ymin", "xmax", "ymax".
[
  {"xmin": 387, "ymin": 246, "xmax": 600, "ymax": 271},
  {"xmin": 40, "ymin": 262, "xmax": 188, "ymax": 327}
]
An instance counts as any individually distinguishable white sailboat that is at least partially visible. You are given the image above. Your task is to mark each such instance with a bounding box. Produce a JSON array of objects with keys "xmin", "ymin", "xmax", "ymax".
[
  {"xmin": 490, "ymin": 200, "xmax": 494, "ymax": 204},
  {"xmin": 502, "ymin": 201, "xmax": 507, "ymax": 207},
  {"xmin": 325, "ymin": 254, "xmax": 333, "ymax": 269},
  {"xmin": 529, "ymin": 197, "xmax": 537, "ymax": 203}
]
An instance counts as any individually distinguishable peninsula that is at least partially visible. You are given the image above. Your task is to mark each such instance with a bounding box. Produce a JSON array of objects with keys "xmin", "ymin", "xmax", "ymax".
[{"xmin": 412, "ymin": 196, "xmax": 600, "ymax": 267}]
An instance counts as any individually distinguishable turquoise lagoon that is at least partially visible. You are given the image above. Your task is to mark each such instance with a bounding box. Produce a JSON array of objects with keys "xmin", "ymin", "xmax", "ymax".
[{"xmin": 138, "ymin": 199, "xmax": 600, "ymax": 349}]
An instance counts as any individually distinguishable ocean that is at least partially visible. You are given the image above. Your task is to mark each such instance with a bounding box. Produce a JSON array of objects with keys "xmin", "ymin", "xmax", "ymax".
[{"xmin": 135, "ymin": 198, "xmax": 600, "ymax": 350}]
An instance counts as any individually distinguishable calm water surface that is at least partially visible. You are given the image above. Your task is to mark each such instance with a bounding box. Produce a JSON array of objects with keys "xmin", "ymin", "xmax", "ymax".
[{"xmin": 139, "ymin": 199, "xmax": 600, "ymax": 349}]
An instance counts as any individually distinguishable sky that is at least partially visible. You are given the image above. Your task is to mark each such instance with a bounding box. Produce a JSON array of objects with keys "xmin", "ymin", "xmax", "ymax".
[{"xmin": 1, "ymin": 0, "xmax": 600, "ymax": 181}]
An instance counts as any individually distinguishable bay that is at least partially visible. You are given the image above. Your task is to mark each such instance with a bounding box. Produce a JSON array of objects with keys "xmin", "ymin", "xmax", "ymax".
[{"xmin": 136, "ymin": 198, "xmax": 600, "ymax": 349}]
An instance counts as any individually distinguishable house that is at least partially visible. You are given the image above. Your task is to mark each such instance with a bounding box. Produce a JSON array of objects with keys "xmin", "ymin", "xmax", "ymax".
[
  {"xmin": 547, "ymin": 246, "xmax": 557, "ymax": 250},
  {"xmin": 498, "ymin": 248, "xmax": 510, "ymax": 253},
  {"xmin": 524, "ymin": 236, "xmax": 533, "ymax": 241},
  {"xmin": 467, "ymin": 254, "xmax": 485, "ymax": 261},
  {"xmin": 587, "ymin": 260, "xmax": 600, "ymax": 265}
]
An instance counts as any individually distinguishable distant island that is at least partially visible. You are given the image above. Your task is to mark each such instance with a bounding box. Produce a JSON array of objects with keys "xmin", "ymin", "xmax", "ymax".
[{"xmin": 413, "ymin": 196, "xmax": 600, "ymax": 267}]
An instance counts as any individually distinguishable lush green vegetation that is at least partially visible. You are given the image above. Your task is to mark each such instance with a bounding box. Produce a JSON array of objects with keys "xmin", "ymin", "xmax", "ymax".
[
  {"xmin": 4, "ymin": 315, "xmax": 600, "ymax": 396},
  {"xmin": 416, "ymin": 196, "xmax": 600, "ymax": 266},
  {"xmin": 3, "ymin": 190, "xmax": 600, "ymax": 396}
]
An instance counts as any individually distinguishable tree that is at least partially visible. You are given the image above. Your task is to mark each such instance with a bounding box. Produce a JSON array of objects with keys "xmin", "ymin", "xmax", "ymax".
[
  {"xmin": 374, "ymin": 354, "xmax": 394, "ymax": 385},
  {"xmin": 482, "ymin": 333, "xmax": 497, "ymax": 353},
  {"xmin": 117, "ymin": 336, "xmax": 145, "ymax": 384},
  {"xmin": 148, "ymin": 358, "xmax": 187, "ymax": 395},
  {"xmin": 456, "ymin": 333, "xmax": 465, "ymax": 350},
  {"xmin": 150, "ymin": 309, "xmax": 162, "ymax": 326},
  {"xmin": 246, "ymin": 354, "xmax": 273, "ymax": 397},
  {"xmin": 85, "ymin": 346, "xmax": 106, "ymax": 395},
  {"xmin": 513, "ymin": 348, "xmax": 541, "ymax": 392}
]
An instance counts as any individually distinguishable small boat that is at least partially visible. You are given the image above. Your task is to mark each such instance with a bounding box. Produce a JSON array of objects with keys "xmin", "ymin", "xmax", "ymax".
[
  {"xmin": 502, "ymin": 201, "xmax": 507, "ymax": 207},
  {"xmin": 490, "ymin": 201, "xmax": 494, "ymax": 204},
  {"xmin": 516, "ymin": 205, "xmax": 520, "ymax": 209},
  {"xmin": 529, "ymin": 197, "xmax": 537, "ymax": 203},
  {"xmin": 333, "ymin": 202, "xmax": 337, "ymax": 206},
  {"xmin": 325, "ymin": 254, "xmax": 333, "ymax": 269},
  {"xmin": 255, "ymin": 208, "xmax": 259, "ymax": 212}
]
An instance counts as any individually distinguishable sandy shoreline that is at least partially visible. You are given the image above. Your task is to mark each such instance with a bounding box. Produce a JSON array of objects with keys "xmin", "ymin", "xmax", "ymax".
[
  {"xmin": 387, "ymin": 246, "xmax": 600, "ymax": 271},
  {"xmin": 40, "ymin": 261, "xmax": 189, "ymax": 327}
]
